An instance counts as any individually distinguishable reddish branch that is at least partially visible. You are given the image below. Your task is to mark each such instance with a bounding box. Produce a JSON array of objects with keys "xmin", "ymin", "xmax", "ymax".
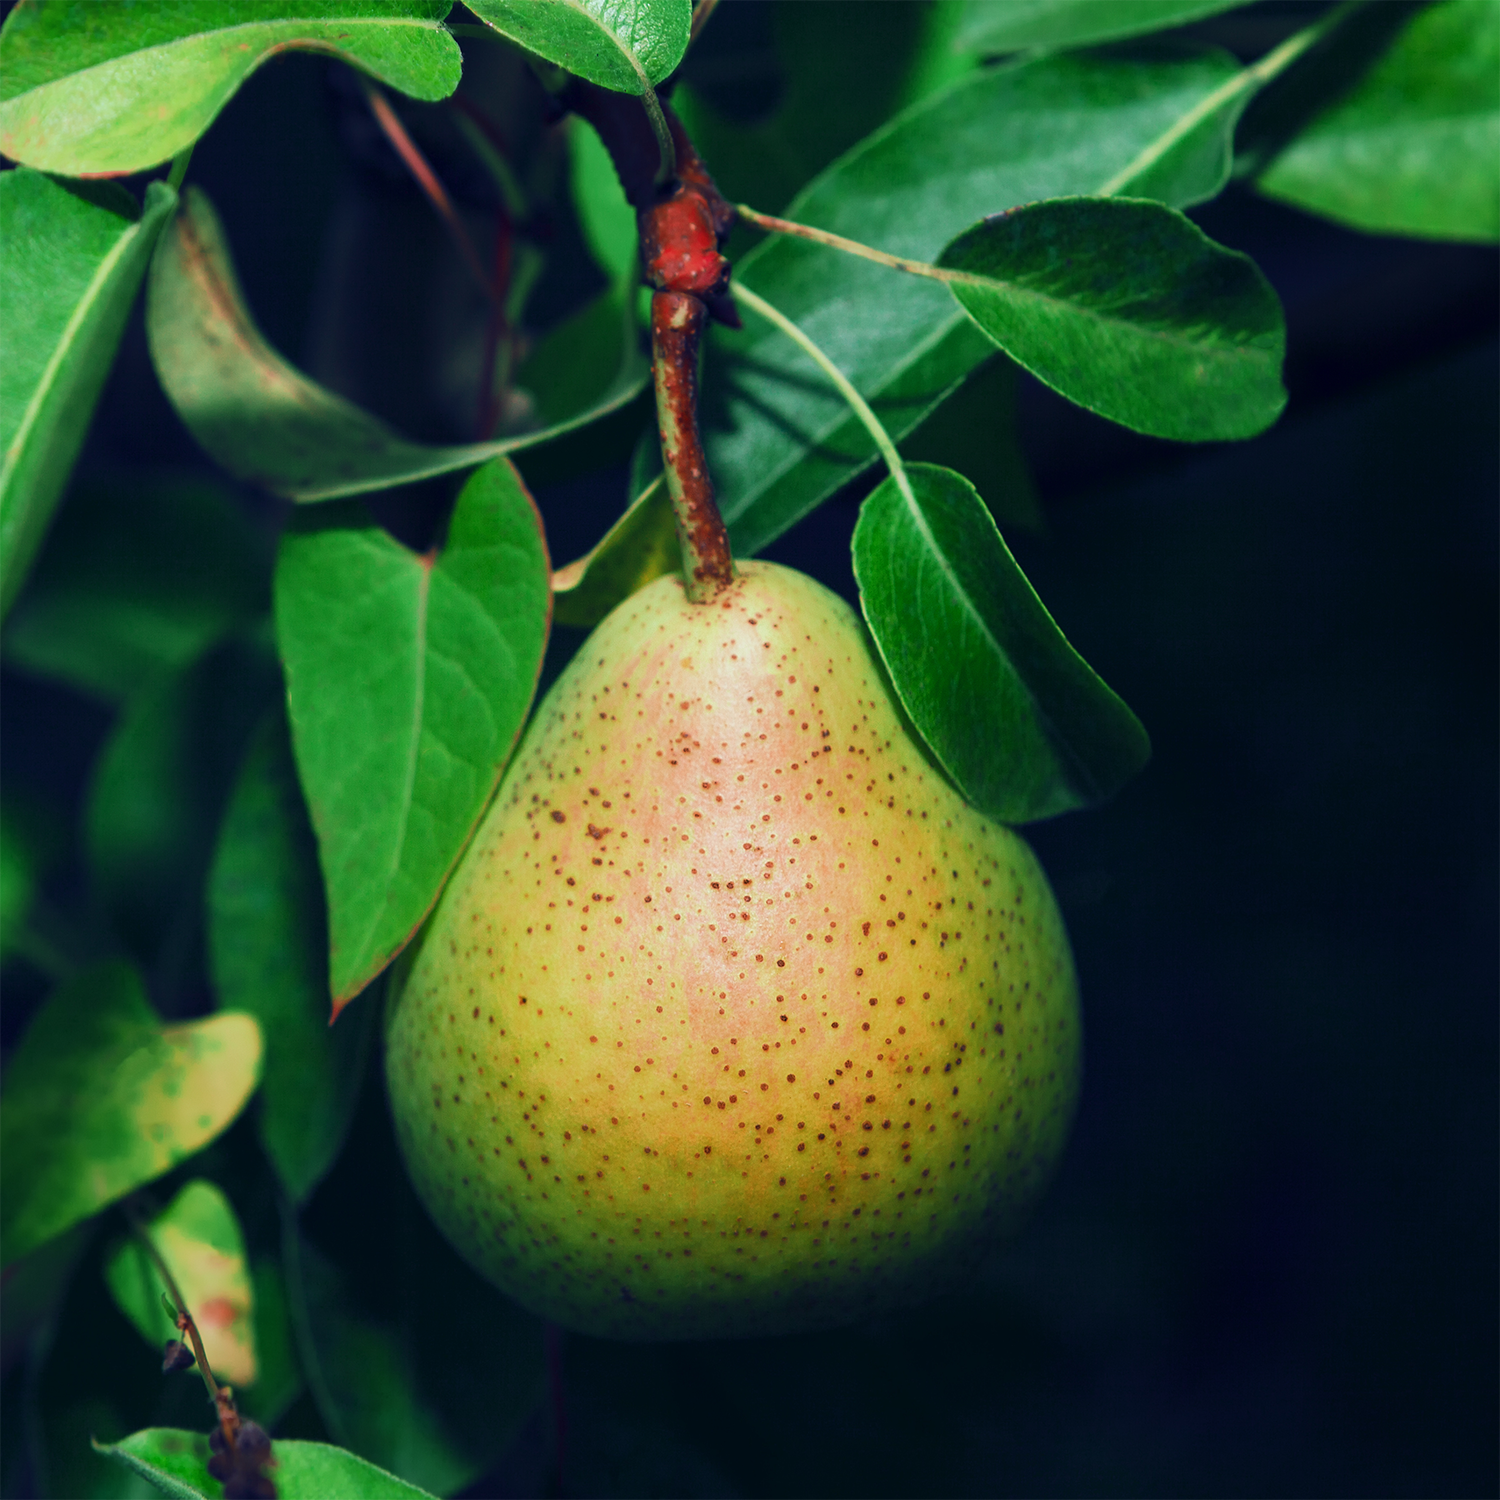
[{"xmin": 566, "ymin": 81, "xmax": 739, "ymax": 601}]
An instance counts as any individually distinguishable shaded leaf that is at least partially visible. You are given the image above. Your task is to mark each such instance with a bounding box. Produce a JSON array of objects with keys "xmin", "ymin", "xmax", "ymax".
[
  {"xmin": 552, "ymin": 476, "xmax": 678, "ymax": 627},
  {"xmin": 0, "ymin": 170, "xmax": 175, "ymax": 618},
  {"xmin": 567, "ymin": 113, "xmax": 638, "ymax": 284},
  {"xmin": 467, "ymin": 0, "xmax": 688, "ymax": 93},
  {"xmin": 937, "ymin": 197, "xmax": 1286, "ymax": 441},
  {"xmin": 1256, "ymin": 0, "xmax": 1500, "ymax": 242},
  {"xmin": 0, "ymin": 1219, "xmax": 92, "ymax": 1372},
  {"xmin": 96, "ymin": 1429, "xmax": 440, "ymax": 1500},
  {"xmin": 0, "ymin": 0, "xmax": 460, "ymax": 176},
  {"xmin": 104, "ymin": 1180, "xmax": 257, "ymax": 1388},
  {"xmin": 85, "ymin": 633, "xmax": 279, "ymax": 969},
  {"xmin": 705, "ymin": 44, "xmax": 1244, "ymax": 557},
  {"xmin": 274, "ymin": 458, "xmax": 550, "ymax": 1006},
  {"xmin": 0, "ymin": 962, "xmax": 263, "ymax": 1267},
  {"xmin": 4, "ymin": 474, "xmax": 271, "ymax": 703},
  {"xmin": 147, "ymin": 189, "xmax": 648, "ymax": 502},
  {"xmin": 242, "ymin": 1258, "xmax": 304, "ymax": 1428},
  {"xmin": 285, "ymin": 1220, "xmax": 542, "ymax": 1496},
  {"xmin": 853, "ymin": 464, "xmax": 1150, "ymax": 823},
  {"xmin": 207, "ymin": 711, "xmax": 375, "ymax": 1203},
  {"xmin": 955, "ymin": 0, "xmax": 1249, "ymax": 54}
]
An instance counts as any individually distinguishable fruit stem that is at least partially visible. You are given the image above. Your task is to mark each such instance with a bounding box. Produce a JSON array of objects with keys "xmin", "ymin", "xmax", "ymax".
[{"xmin": 652, "ymin": 290, "xmax": 735, "ymax": 601}]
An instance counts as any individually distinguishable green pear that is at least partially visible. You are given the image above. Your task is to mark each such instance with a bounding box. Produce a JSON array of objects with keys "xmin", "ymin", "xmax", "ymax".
[{"xmin": 385, "ymin": 560, "xmax": 1080, "ymax": 1339}]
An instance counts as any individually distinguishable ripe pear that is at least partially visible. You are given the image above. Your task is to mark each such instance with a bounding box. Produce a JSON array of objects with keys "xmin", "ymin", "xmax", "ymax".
[{"xmin": 385, "ymin": 560, "xmax": 1080, "ymax": 1339}]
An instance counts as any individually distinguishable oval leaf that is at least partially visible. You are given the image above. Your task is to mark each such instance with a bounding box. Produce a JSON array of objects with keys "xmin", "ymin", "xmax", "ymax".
[
  {"xmin": 208, "ymin": 711, "xmax": 375, "ymax": 1202},
  {"xmin": 955, "ymin": 0, "xmax": 1249, "ymax": 54},
  {"xmin": 937, "ymin": 197, "xmax": 1286, "ymax": 442},
  {"xmin": 466, "ymin": 0, "xmax": 689, "ymax": 93},
  {"xmin": 4, "ymin": 474, "xmax": 271, "ymax": 703},
  {"xmin": 274, "ymin": 458, "xmax": 551, "ymax": 1006},
  {"xmin": 1256, "ymin": 0, "xmax": 1500, "ymax": 243},
  {"xmin": 0, "ymin": 0, "xmax": 460, "ymax": 176},
  {"xmin": 0, "ymin": 962, "xmax": 263, "ymax": 1267},
  {"xmin": 95, "ymin": 1429, "xmax": 439, "ymax": 1500},
  {"xmin": 705, "ymin": 44, "xmax": 1245, "ymax": 557},
  {"xmin": 853, "ymin": 464, "xmax": 1150, "ymax": 824},
  {"xmin": 0, "ymin": 170, "xmax": 175, "ymax": 618},
  {"xmin": 103, "ymin": 1180, "xmax": 257, "ymax": 1387},
  {"xmin": 146, "ymin": 188, "xmax": 648, "ymax": 501}
]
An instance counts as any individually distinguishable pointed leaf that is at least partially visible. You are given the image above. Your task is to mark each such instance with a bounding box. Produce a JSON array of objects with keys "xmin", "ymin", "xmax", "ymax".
[
  {"xmin": 955, "ymin": 0, "xmax": 1249, "ymax": 54},
  {"xmin": 103, "ymin": 1180, "xmax": 257, "ymax": 1387},
  {"xmin": 705, "ymin": 45, "xmax": 1244, "ymax": 557},
  {"xmin": 853, "ymin": 464, "xmax": 1150, "ymax": 824},
  {"xmin": 96, "ymin": 1429, "xmax": 440, "ymax": 1500},
  {"xmin": 0, "ymin": 0, "xmax": 460, "ymax": 176},
  {"xmin": 0, "ymin": 170, "xmax": 175, "ymax": 617},
  {"xmin": 568, "ymin": 113, "xmax": 637, "ymax": 283},
  {"xmin": 208, "ymin": 711, "xmax": 375, "ymax": 1202},
  {"xmin": 4, "ymin": 474, "xmax": 270, "ymax": 703},
  {"xmin": 243, "ymin": 1257, "xmax": 304, "ymax": 1428},
  {"xmin": 937, "ymin": 197, "xmax": 1286, "ymax": 441},
  {"xmin": 274, "ymin": 458, "xmax": 550, "ymax": 1006},
  {"xmin": 1256, "ymin": 0, "xmax": 1500, "ymax": 242},
  {"xmin": 0, "ymin": 962, "xmax": 263, "ymax": 1266},
  {"xmin": 466, "ymin": 0, "xmax": 689, "ymax": 93},
  {"xmin": 85, "ymin": 634, "xmax": 279, "ymax": 967},
  {"xmin": 147, "ymin": 189, "xmax": 648, "ymax": 501},
  {"xmin": 552, "ymin": 476, "xmax": 678, "ymax": 627}
]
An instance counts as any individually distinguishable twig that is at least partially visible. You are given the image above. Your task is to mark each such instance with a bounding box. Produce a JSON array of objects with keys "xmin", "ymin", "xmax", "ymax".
[
  {"xmin": 652, "ymin": 291, "xmax": 734, "ymax": 600},
  {"xmin": 732, "ymin": 281, "xmax": 914, "ymax": 508},
  {"xmin": 359, "ymin": 77, "xmax": 496, "ymax": 304}
]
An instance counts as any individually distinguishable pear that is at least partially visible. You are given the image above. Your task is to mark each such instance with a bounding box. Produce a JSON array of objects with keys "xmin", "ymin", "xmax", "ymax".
[{"xmin": 385, "ymin": 560, "xmax": 1080, "ymax": 1339}]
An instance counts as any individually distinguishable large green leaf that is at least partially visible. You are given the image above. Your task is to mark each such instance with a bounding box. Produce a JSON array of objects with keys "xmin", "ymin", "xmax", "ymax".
[
  {"xmin": 0, "ymin": 962, "xmax": 263, "ymax": 1267},
  {"xmin": 466, "ymin": 0, "xmax": 688, "ymax": 93},
  {"xmin": 0, "ymin": 0, "xmax": 460, "ymax": 175},
  {"xmin": 3, "ymin": 474, "xmax": 270, "ymax": 703},
  {"xmin": 853, "ymin": 464, "xmax": 1150, "ymax": 824},
  {"xmin": 147, "ymin": 188, "xmax": 648, "ymax": 501},
  {"xmin": 207, "ymin": 711, "xmax": 374, "ymax": 1203},
  {"xmin": 95, "ymin": 1429, "xmax": 438, "ymax": 1500},
  {"xmin": 955, "ymin": 0, "xmax": 1249, "ymax": 54},
  {"xmin": 85, "ymin": 634, "xmax": 279, "ymax": 969},
  {"xmin": 274, "ymin": 459, "xmax": 550, "ymax": 1006},
  {"xmin": 103, "ymin": 1180, "xmax": 258, "ymax": 1388},
  {"xmin": 705, "ymin": 44, "xmax": 1245, "ymax": 557},
  {"xmin": 0, "ymin": 170, "xmax": 175, "ymax": 618},
  {"xmin": 937, "ymin": 197, "xmax": 1286, "ymax": 441},
  {"xmin": 1256, "ymin": 0, "xmax": 1500, "ymax": 242}
]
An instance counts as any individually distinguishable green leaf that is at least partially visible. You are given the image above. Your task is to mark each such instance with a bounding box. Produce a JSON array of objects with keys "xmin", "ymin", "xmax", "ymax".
[
  {"xmin": 705, "ymin": 44, "xmax": 1245, "ymax": 557},
  {"xmin": 0, "ymin": 962, "xmax": 263, "ymax": 1267},
  {"xmin": 466, "ymin": 0, "xmax": 689, "ymax": 93},
  {"xmin": 937, "ymin": 197, "xmax": 1286, "ymax": 441},
  {"xmin": 552, "ymin": 476, "xmax": 679, "ymax": 627},
  {"xmin": 85, "ymin": 634, "xmax": 280, "ymax": 968},
  {"xmin": 568, "ymin": 113, "xmax": 638, "ymax": 284},
  {"xmin": 285, "ymin": 1227, "xmax": 541, "ymax": 1496},
  {"xmin": 955, "ymin": 0, "xmax": 1249, "ymax": 54},
  {"xmin": 0, "ymin": 0, "xmax": 460, "ymax": 176},
  {"xmin": 103, "ymin": 1179, "xmax": 258, "ymax": 1388},
  {"xmin": 1256, "ymin": 0, "xmax": 1500, "ymax": 242},
  {"xmin": 147, "ymin": 188, "xmax": 648, "ymax": 501},
  {"xmin": 96, "ymin": 1430, "xmax": 440, "ymax": 1500},
  {"xmin": 3, "ymin": 475, "xmax": 270, "ymax": 703},
  {"xmin": 853, "ymin": 464, "xmax": 1150, "ymax": 823},
  {"xmin": 208, "ymin": 711, "xmax": 375, "ymax": 1203},
  {"xmin": 0, "ymin": 170, "xmax": 175, "ymax": 618},
  {"xmin": 274, "ymin": 458, "xmax": 550, "ymax": 1006}
]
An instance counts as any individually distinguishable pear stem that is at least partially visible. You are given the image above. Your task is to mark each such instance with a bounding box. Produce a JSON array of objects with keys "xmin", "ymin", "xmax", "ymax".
[{"xmin": 652, "ymin": 290, "xmax": 734, "ymax": 601}]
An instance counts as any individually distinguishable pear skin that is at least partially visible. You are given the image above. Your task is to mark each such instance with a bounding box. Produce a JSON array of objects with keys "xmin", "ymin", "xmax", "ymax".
[{"xmin": 385, "ymin": 561, "xmax": 1080, "ymax": 1339}]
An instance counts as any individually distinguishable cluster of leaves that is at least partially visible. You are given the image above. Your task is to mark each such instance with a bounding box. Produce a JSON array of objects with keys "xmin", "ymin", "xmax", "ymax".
[{"xmin": 1, "ymin": 1, "xmax": 1494, "ymax": 1496}]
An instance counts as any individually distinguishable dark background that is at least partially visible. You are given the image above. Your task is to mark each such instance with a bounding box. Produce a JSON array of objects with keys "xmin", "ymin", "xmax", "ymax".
[{"xmin": 3, "ymin": 4, "xmax": 1496, "ymax": 1495}]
